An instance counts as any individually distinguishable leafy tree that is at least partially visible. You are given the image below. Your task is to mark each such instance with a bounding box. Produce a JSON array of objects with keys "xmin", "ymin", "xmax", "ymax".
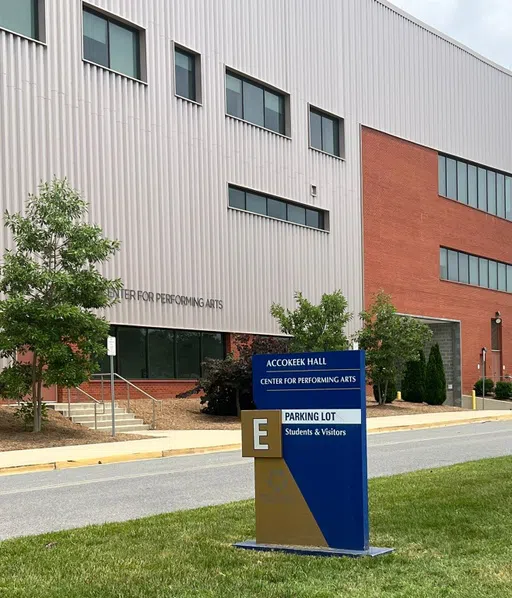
[
  {"xmin": 356, "ymin": 292, "xmax": 432, "ymax": 406},
  {"xmin": 0, "ymin": 179, "xmax": 122, "ymax": 432},
  {"xmin": 402, "ymin": 349, "xmax": 426, "ymax": 403},
  {"xmin": 425, "ymin": 344, "xmax": 447, "ymax": 405},
  {"xmin": 178, "ymin": 335, "xmax": 289, "ymax": 416},
  {"xmin": 270, "ymin": 290, "xmax": 352, "ymax": 352}
]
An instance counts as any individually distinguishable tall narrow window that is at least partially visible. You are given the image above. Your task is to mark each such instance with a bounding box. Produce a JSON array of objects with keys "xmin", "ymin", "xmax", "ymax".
[
  {"xmin": 438, "ymin": 155, "xmax": 447, "ymax": 197},
  {"xmin": 506, "ymin": 177, "xmax": 512, "ymax": 221},
  {"xmin": 225, "ymin": 70, "xmax": 286, "ymax": 134},
  {"xmin": 309, "ymin": 107, "xmax": 343, "ymax": 157},
  {"xmin": 0, "ymin": 0, "xmax": 38, "ymax": 39},
  {"xmin": 478, "ymin": 167, "xmax": 487, "ymax": 211},
  {"xmin": 440, "ymin": 248, "xmax": 448, "ymax": 280},
  {"xmin": 508, "ymin": 265, "xmax": 512, "ymax": 293},
  {"xmin": 469, "ymin": 255, "xmax": 479, "ymax": 285},
  {"xmin": 468, "ymin": 165, "xmax": 478, "ymax": 208},
  {"xmin": 498, "ymin": 263, "xmax": 507, "ymax": 292},
  {"xmin": 447, "ymin": 250, "xmax": 459, "ymax": 281},
  {"xmin": 487, "ymin": 171, "xmax": 497, "ymax": 215},
  {"xmin": 83, "ymin": 7, "xmax": 141, "ymax": 79},
  {"xmin": 175, "ymin": 47, "xmax": 198, "ymax": 101},
  {"xmin": 497, "ymin": 174, "xmax": 505, "ymax": 218},
  {"xmin": 457, "ymin": 161, "xmax": 468, "ymax": 204},
  {"xmin": 446, "ymin": 158, "xmax": 457, "ymax": 200},
  {"xmin": 458, "ymin": 252, "xmax": 469, "ymax": 284}
]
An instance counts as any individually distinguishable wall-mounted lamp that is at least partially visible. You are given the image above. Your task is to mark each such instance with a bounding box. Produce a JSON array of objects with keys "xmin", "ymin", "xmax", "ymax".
[{"xmin": 495, "ymin": 311, "xmax": 502, "ymax": 325}]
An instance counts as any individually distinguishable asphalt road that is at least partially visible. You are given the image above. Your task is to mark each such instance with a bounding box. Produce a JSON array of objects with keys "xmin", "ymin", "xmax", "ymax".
[{"xmin": 1, "ymin": 421, "xmax": 511, "ymax": 541}]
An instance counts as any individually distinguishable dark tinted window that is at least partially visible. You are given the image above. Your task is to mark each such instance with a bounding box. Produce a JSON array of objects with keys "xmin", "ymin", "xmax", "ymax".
[
  {"xmin": 83, "ymin": 8, "xmax": 140, "ymax": 79},
  {"xmin": 226, "ymin": 71, "xmax": 286, "ymax": 134},
  {"xmin": 117, "ymin": 327, "xmax": 147, "ymax": 379},
  {"xmin": 176, "ymin": 331, "xmax": 201, "ymax": 379},
  {"xmin": 0, "ymin": 0, "xmax": 37, "ymax": 38},
  {"xmin": 148, "ymin": 329, "xmax": 175, "ymax": 379},
  {"xmin": 175, "ymin": 48, "xmax": 196, "ymax": 101},
  {"xmin": 229, "ymin": 187, "xmax": 245, "ymax": 210},
  {"xmin": 228, "ymin": 186, "xmax": 326, "ymax": 230},
  {"xmin": 310, "ymin": 108, "xmax": 342, "ymax": 157}
]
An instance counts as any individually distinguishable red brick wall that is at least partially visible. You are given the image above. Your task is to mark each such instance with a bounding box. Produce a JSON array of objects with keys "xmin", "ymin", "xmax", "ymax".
[{"xmin": 362, "ymin": 127, "xmax": 512, "ymax": 393}]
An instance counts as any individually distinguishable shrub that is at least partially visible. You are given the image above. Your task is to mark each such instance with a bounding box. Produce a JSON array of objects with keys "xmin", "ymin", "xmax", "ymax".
[
  {"xmin": 188, "ymin": 335, "xmax": 289, "ymax": 416},
  {"xmin": 373, "ymin": 381, "xmax": 397, "ymax": 404},
  {"xmin": 473, "ymin": 378, "xmax": 495, "ymax": 397},
  {"xmin": 402, "ymin": 350, "xmax": 426, "ymax": 403},
  {"xmin": 494, "ymin": 381, "xmax": 512, "ymax": 400},
  {"xmin": 425, "ymin": 344, "xmax": 446, "ymax": 405},
  {"xmin": 15, "ymin": 401, "xmax": 49, "ymax": 430}
]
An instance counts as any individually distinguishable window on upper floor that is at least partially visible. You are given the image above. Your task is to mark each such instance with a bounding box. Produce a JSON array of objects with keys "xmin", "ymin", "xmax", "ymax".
[
  {"xmin": 228, "ymin": 185, "xmax": 327, "ymax": 231},
  {"xmin": 83, "ymin": 6, "xmax": 141, "ymax": 80},
  {"xmin": 175, "ymin": 46, "xmax": 201, "ymax": 103},
  {"xmin": 438, "ymin": 154, "xmax": 512, "ymax": 222},
  {"xmin": 309, "ymin": 107, "xmax": 344, "ymax": 158},
  {"xmin": 0, "ymin": 0, "xmax": 40, "ymax": 40},
  {"xmin": 440, "ymin": 247, "xmax": 512, "ymax": 294},
  {"xmin": 225, "ymin": 70, "xmax": 287, "ymax": 135}
]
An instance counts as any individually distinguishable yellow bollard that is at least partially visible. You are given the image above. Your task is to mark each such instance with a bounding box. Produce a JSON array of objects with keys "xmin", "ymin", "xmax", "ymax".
[
  {"xmin": 397, "ymin": 391, "xmax": 402, "ymax": 401},
  {"xmin": 472, "ymin": 390, "xmax": 477, "ymax": 410}
]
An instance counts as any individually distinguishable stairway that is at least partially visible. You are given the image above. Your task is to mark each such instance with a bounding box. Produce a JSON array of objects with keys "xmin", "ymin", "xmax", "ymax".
[{"xmin": 50, "ymin": 403, "xmax": 151, "ymax": 433}]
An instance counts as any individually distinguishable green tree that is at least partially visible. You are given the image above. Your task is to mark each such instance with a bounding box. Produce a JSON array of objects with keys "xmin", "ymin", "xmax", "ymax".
[
  {"xmin": 270, "ymin": 290, "xmax": 352, "ymax": 352},
  {"xmin": 425, "ymin": 344, "xmax": 447, "ymax": 405},
  {"xmin": 0, "ymin": 179, "xmax": 122, "ymax": 432},
  {"xmin": 356, "ymin": 292, "xmax": 432, "ymax": 405},
  {"xmin": 402, "ymin": 349, "xmax": 427, "ymax": 403}
]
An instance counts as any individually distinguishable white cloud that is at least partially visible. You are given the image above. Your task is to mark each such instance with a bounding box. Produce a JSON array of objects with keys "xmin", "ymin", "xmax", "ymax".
[{"xmin": 390, "ymin": 0, "xmax": 512, "ymax": 69}]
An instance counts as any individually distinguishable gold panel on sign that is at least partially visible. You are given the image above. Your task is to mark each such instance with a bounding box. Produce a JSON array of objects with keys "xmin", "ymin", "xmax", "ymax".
[{"xmin": 255, "ymin": 458, "xmax": 328, "ymax": 548}]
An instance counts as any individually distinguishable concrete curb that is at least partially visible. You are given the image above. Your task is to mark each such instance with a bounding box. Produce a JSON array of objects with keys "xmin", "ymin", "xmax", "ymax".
[
  {"xmin": 368, "ymin": 413, "xmax": 512, "ymax": 434},
  {"xmin": 1, "ymin": 415, "xmax": 511, "ymax": 476},
  {"xmin": 0, "ymin": 443, "xmax": 242, "ymax": 477}
]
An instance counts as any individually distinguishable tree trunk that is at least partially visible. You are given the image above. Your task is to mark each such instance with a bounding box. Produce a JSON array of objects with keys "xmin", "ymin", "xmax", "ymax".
[
  {"xmin": 31, "ymin": 353, "xmax": 38, "ymax": 433},
  {"xmin": 382, "ymin": 380, "xmax": 389, "ymax": 406},
  {"xmin": 236, "ymin": 389, "xmax": 241, "ymax": 419},
  {"xmin": 36, "ymin": 365, "xmax": 43, "ymax": 433}
]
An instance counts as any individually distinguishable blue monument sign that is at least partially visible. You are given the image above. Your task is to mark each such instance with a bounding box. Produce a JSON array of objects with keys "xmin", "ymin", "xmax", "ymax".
[{"xmin": 236, "ymin": 350, "xmax": 393, "ymax": 558}]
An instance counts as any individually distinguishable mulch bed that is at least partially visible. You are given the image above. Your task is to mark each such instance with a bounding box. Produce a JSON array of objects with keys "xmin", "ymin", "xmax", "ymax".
[
  {"xmin": 0, "ymin": 406, "xmax": 149, "ymax": 452},
  {"xmin": 120, "ymin": 397, "xmax": 466, "ymax": 430}
]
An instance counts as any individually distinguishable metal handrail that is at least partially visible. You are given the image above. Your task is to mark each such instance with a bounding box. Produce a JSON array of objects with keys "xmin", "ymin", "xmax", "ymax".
[
  {"xmin": 67, "ymin": 386, "xmax": 105, "ymax": 431},
  {"xmin": 92, "ymin": 373, "xmax": 163, "ymax": 429}
]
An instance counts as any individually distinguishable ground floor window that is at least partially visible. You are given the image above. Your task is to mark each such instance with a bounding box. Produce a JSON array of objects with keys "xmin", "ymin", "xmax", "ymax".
[{"xmin": 99, "ymin": 326, "xmax": 225, "ymax": 380}]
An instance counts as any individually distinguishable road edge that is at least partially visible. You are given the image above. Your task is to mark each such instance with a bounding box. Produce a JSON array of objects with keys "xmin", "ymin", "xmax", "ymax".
[{"xmin": 1, "ymin": 414, "xmax": 511, "ymax": 476}]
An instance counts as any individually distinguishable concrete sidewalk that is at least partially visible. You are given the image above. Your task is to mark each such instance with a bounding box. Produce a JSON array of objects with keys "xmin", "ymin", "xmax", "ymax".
[{"xmin": 1, "ymin": 411, "xmax": 511, "ymax": 475}]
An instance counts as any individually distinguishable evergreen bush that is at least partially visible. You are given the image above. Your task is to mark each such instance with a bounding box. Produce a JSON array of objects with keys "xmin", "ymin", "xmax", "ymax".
[
  {"xmin": 473, "ymin": 378, "xmax": 495, "ymax": 397},
  {"xmin": 402, "ymin": 350, "xmax": 426, "ymax": 403},
  {"xmin": 494, "ymin": 381, "xmax": 512, "ymax": 400},
  {"xmin": 425, "ymin": 344, "xmax": 446, "ymax": 405}
]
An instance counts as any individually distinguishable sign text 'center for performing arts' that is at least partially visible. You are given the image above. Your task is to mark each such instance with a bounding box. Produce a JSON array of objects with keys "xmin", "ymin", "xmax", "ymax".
[{"xmin": 109, "ymin": 289, "xmax": 223, "ymax": 310}]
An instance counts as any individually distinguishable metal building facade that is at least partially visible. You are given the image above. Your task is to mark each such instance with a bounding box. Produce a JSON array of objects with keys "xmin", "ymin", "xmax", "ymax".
[{"xmin": 1, "ymin": 0, "xmax": 512, "ymax": 339}]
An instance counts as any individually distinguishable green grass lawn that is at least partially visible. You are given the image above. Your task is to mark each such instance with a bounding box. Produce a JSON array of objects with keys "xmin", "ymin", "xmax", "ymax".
[{"xmin": 1, "ymin": 457, "xmax": 511, "ymax": 598}]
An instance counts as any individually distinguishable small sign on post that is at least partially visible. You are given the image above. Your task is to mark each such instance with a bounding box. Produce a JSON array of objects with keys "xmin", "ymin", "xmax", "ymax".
[{"xmin": 107, "ymin": 336, "xmax": 116, "ymax": 436}]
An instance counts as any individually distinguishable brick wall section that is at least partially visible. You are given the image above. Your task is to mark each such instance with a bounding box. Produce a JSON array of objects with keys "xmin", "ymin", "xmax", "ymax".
[
  {"xmin": 57, "ymin": 379, "xmax": 201, "ymax": 403},
  {"xmin": 362, "ymin": 127, "xmax": 512, "ymax": 394}
]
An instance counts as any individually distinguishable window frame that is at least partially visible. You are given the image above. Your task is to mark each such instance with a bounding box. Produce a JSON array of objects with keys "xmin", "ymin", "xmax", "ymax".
[
  {"xmin": 225, "ymin": 68, "xmax": 289, "ymax": 137},
  {"xmin": 82, "ymin": 4, "xmax": 145, "ymax": 82},
  {"xmin": 440, "ymin": 247, "xmax": 512, "ymax": 294},
  {"xmin": 308, "ymin": 105, "xmax": 345, "ymax": 159},
  {"xmin": 174, "ymin": 43, "xmax": 202, "ymax": 105},
  {"xmin": 439, "ymin": 152, "xmax": 512, "ymax": 222},
  {"xmin": 0, "ymin": 0, "xmax": 45, "ymax": 43},
  {"xmin": 228, "ymin": 184, "xmax": 328, "ymax": 232}
]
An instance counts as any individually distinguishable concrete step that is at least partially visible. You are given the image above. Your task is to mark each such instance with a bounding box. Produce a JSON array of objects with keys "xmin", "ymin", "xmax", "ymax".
[
  {"xmin": 92, "ymin": 423, "xmax": 151, "ymax": 432},
  {"xmin": 70, "ymin": 413, "xmax": 137, "ymax": 425},
  {"xmin": 52, "ymin": 406, "xmax": 126, "ymax": 416}
]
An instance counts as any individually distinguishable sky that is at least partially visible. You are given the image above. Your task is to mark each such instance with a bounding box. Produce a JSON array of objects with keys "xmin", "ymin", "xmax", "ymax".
[{"xmin": 390, "ymin": 0, "xmax": 512, "ymax": 70}]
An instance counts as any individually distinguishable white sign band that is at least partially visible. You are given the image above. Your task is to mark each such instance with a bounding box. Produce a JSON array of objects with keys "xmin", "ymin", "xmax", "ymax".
[{"xmin": 282, "ymin": 409, "xmax": 361, "ymax": 425}]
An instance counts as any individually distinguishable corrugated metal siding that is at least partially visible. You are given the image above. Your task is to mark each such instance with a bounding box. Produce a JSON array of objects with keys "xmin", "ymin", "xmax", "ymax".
[{"xmin": 1, "ymin": 0, "xmax": 512, "ymax": 337}]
